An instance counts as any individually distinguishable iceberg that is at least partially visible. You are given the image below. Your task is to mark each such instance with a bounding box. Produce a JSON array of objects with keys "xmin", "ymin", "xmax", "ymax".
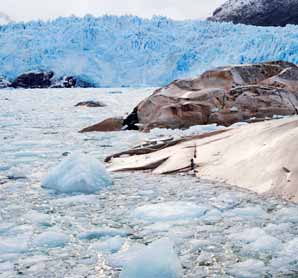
[{"xmin": 42, "ymin": 152, "xmax": 112, "ymax": 194}]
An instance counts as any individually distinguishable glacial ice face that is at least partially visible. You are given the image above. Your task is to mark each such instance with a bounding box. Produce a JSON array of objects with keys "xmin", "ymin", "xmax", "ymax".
[
  {"xmin": 42, "ymin": 152, "xmax": 112, "ymax": 194},
  {"xmin": 2, "ymin": 16, "xmax": 298, "ymax": 86}
]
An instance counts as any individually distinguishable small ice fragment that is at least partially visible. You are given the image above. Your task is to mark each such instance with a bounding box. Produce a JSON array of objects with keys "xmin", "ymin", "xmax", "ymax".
[
  {"xmin": 119, "ymin": 238, "xmax": 182, "ymax": 278},
  {"xmin": 246, "ymin": 235, "xmax": 282, "ymax": 254},
  {"xmin": 42, "ymin": 152, "xmax": 112, "ymax": 194},
  {"xmin": 0, "ymin": 238, "xmax": 28, "ymax": 254},
  {"xmin": 229, "ymin": 227, "xmax": 267, "ymax": 244},
  {"xmin": 32, "ymin": 231, "xmax": 69, "ymax": 248},
  {"xmin": 89, "ymin": 236, "xmax": 125, "ymax": 254},
  {"xmin": 7, "ymin": 167, "xmax": 27, "ymax": 180},
  {"xmin": 226, "ymin": 206, "xmax": 267, "ymax": 219},
  {"xmin": 134, "ymin": 202, "xmax": 207, "ymax": 222},
  {"xmin": 23, "ymin": 211, "xmax": 52, "ymax": 226},
  {"xmin": 108, "ymin": 243, "xmax": 145, "ymax": 268},
  {"xmin": 78, "ymin": 228, "xmax": 129, "ymax": 240},
  {"xmin": 227, "ymin": 259, "xmax": 266, "ymax": 278}
]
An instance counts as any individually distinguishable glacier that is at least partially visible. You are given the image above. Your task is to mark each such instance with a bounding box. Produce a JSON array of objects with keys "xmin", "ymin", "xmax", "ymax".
[{"xmin": 1, "ymin": 15, "xmax": 298, "ymax": 87}]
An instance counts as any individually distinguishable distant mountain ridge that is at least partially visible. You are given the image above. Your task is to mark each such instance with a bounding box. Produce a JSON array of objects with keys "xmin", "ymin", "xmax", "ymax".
[
  {"xmin": 1, "ymin": 16, "xmax": 298, "ymax": 87},
  {"xmin": 209, "ymin": 0, "xmax": 298, "ymax": 27}
]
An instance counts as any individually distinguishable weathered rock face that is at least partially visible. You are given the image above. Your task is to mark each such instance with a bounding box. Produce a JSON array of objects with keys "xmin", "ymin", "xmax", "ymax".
[
  {"xmin": 127, "ymin": 61, "xmax": 298, "ymax": 131},
  {"xmin": 0, "ymin": 76, "xmax": 11, "ymax": 88},
  {"xmin": 79, "ymin": 118, "xmax": 123, "ymax": 133},
  {"xmin": 209, "ymin": 0, "xmax": 298, "ymax": 27},
  {"xmin": 107, "ymin": 116, "xmax": 298, "ymax": 203},
  {"xmin": 11, "ymin": 71, "xmax": 54, "ymax": 89}
]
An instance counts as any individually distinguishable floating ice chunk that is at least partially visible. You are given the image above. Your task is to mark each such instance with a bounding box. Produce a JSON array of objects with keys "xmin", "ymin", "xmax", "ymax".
[
  {"xmin": 53, "ymin": 194, "xmax": 98, "ymax": 205},
  {"xmin": 108, "ymin": 243, "xmax": 145, "ymax": 268},
  {"xmin": 0, "ymin": 238, "xmax": 28, "ymax": 254},
  {"xmin": 229, "ymin": 227, "xmax": 267, "ymax": 244},
  {"xmin": 89, "ymin": 236, "xmax": 125, "ymax": 254},
  {"xmin": 7, "ymin": 167, "xmax": 27, "ymax": 180},
  {"xmin": 119, "ymin": 238, "xmax": 182, "ymax": 278},
  {"xmin": 78, "ymin": 227, "xmax": 129, "ymax": 240},
  {"xmin": 32, "ymin": 231, "xmax": 69, "ymax": 248},
  {"xmin": 275, "ymin": 207, "xmax": 298, "ymax": 223},
  {"xmin": 226, "ymin": 206, "xmax": 267, "ymax": 219},
  {"xmin": 134, "ymin": 202, "xmax": 207, "ymax": 222},
  {"xmin": 149, "ymin": 124, "xmax": 224, "ymax": 140},
  {"xmin": 23, "ymin": 211, "xmax": 52, "ymax": 227},
  {"xmin": 227, "ymin": 259, "xmax": 266, "ymax": 278},
  {"xmin": 246, "ymin": 235, "xmax": 282, "ymax": 254},
  {"xmin": 281, "ymin": 238, "xmax": 298, "ymax": 257},
  {"xmin": 142, "ymin": 222, "xmax": 174, "ymax": 235},
  {"xmin": 42, "ymin": 152, "xmax": 112, "ymax": 194}
]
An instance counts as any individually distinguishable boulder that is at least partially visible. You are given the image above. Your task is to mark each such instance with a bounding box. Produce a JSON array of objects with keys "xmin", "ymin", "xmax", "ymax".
[
  {"xmin": 0, "ymin": 76, "xmax": 11, "ymax": 88},
  {"xmin": 75, "ymin": 101, "xmax": 106, "ymax": 108},
  {"xmin": 79, "ymin": 118, "xmax": 124, "ymax": 133},
  {"xmin": 11, "ymin": 71, "xmax": 54, "ymax": 88},
  {"xmin": 209, "ymin": 0, "xmax": 298, "ymax": 27},
  {"xmin": 125, "ymin": 61, "xmax": 298, "ymax": 131}
]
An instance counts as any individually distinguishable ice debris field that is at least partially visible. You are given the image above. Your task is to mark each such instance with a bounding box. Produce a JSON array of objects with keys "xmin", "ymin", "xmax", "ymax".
[
  {"xmin": 2, "ymin": 16, "xmax": 298, "ymax": 87},
  {"xmin": 1, "ymin": 88, "xmax": 298, "ymax": 277}
]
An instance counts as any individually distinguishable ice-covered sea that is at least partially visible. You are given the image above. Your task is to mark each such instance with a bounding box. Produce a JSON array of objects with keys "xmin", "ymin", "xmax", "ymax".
[{"xmin": 1, "ymin": 88, "xmax": 298, "ymax": 278}]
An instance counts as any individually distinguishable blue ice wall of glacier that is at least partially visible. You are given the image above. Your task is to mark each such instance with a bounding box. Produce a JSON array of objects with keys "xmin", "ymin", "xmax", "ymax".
[{"xmin": 1, "ymin": 15, "xmax": 298, "ymax": 87}]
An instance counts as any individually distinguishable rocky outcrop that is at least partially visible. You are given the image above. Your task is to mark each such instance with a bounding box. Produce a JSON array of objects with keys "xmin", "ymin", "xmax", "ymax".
[
  {"xmin": 11, "ymin": 71, "xmax": 54, "ymax": 88},
  {"xmin": 75, "ymin": 101, "xmax": 106, "ymax": 108},
  {"xmin": 107, "ymin": 116, "xmax": 298, "ymax": 203},
  {"xmin": 79, "ymin": 118, "xmax": 124, "ymax": 133},
  {"xmin": 2, "ymin": 72, "xmax": 96, "ymax": 89},
  {"xmin": 51, "ymin": 76, "xmax": 95, "ymax": 88},
  {"xmin": 209, "ymin": 0, "xmax": 298, "ymax": 27},
  {"xmin": 122, "ymin": 61, "xmax": 298, "ymax": 131},
  {"xmin": 0, "ymin": 76, "xmax": 11, "ymax": 88}
]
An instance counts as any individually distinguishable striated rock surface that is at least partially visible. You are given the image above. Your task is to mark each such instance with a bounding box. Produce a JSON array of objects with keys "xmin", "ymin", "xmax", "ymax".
[
  {"xmin": 209, "ymin": 0, "xmax": 298, "ymax": 27},
  {"xmin": 125, "ymin": 61, "xmax": 298, "ymax": 131},
  {"xmin": 108, "ymin": 116, "xmax": 298, "ymax": 202}
]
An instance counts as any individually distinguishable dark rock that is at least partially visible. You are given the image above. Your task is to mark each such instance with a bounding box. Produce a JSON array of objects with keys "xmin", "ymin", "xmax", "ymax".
[
  {"xmin": 209, "ymin": 0, "xmax": 298, "ymax": 27},
  {"xmin": 75, "ymin": 101, "xmax": 106, "ymax": 108},
  {"xmin": 0, "ymin": 76, "xmax": 11, "ymax": 88},
  {"xmin": 79, "ymin": 118, "xmax": 124, "ymax": 133},
  {"xmin": 11, "ymin": 71, "xmax": 54, "ymax": 89},
  {"xmin": 51, "ymin": 76, "xmax": 95, "ymax": 88},
  {"xmin": 123, "ymin": 107, "xmax": 139, "ymax": 130}
]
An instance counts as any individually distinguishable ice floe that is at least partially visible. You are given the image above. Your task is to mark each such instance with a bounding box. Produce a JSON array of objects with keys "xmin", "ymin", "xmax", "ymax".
[
  {"xmin": 134, "ymin": 202, "xmax": 207, "ymax": 222},
  {"xmin": 32, "ymin": 231, "xmax": 69, "ymax": 248}
]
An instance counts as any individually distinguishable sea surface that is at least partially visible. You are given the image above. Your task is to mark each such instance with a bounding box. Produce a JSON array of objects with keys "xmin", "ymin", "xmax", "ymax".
[{"xmin": 0, "ymin": 88, "xmax": 298, "ymax": 277}]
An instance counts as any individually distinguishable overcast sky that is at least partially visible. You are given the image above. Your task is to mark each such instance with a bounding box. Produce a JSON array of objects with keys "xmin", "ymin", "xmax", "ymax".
[{"xmin": 1, "ymin": 0, "xmax": 226, "ymax": 22}]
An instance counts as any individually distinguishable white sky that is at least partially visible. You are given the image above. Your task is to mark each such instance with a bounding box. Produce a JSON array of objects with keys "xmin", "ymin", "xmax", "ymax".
[{"xmin": 1, "ymin": 0, "xmax": 226, "ymax": 22}]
